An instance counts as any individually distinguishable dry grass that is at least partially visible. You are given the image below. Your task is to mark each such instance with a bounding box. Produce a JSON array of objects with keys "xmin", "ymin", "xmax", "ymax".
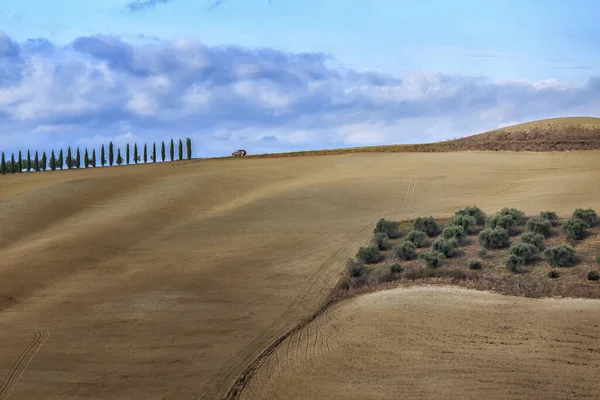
[
  {"xmin": 0, "ymin": 150, "xmax": 599, "ymax": 399},
  {"xmin": 214, "ymin": 117, "xmax": 600, "ymax": 160}
]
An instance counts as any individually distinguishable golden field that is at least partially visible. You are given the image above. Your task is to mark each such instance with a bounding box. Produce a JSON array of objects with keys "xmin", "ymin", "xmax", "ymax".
[
  {"xmin": 244, "ymin": 287, "xmax": 600, "ymax": 400},
  {"xmin": 0, "ymin": 128, "xmax": 599, "ymax": 398}
]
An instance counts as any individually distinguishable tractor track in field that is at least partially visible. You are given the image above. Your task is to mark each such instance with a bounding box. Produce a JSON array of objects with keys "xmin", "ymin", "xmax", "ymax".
[
  {"xmin": 0, "ymin": 329, "xmax": 49, "ymax": 400},
  {"xmin": 194, "ymin": 177, "xmax": 418, "ymax": 400}
]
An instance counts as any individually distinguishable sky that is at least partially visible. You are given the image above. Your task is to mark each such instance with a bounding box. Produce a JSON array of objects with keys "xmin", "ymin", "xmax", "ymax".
[{"xmin": 0, "ymin": 0, "xmax": 599, "ymax": 157}]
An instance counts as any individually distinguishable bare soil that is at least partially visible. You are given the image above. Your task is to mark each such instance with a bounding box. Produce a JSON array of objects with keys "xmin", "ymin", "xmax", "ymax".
[
  {"xmin": 245, "ymin": 287, "xmax": 600, "ymax": 400},
  {"xmin": 0, "ymin": 150, "xmax": 599, "ymax": 399}
]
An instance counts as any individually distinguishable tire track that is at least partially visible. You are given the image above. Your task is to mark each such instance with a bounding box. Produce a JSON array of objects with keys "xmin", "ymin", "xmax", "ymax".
[
  {"xmin": 294, "ymin": 325, "xmax": 303, "ymax": 369},
  {"xmin": 198, "ymin": 177, "xmax": 418, "ymax": 400},
  {"xmin": 304, "ymin": 323, "xmax": 310, "ymax": 363},
  {"xmin": 238, "ymin": 176, "xmax": 419, "ymax": 396},
  {"xmin": 312, "ymin": 318, "xmax": 321, "ymax": 359},
  {"xmin": 251, "ymin": 358, "xmax": 268, "ymax": 400},
  {"xmin": 192, "ymin": 222, "xmax": 373, "ymax": 399},
  {"xmin": 0, "ymin": 329, "xmax": 49, "ymax": 400},
  {"xmin": 274, "ymin": 346, "xmax": 281, "ymax": 379},
  {"xmin": 284, "ymin": 333, "xmax": 293, "ymax": 372}
]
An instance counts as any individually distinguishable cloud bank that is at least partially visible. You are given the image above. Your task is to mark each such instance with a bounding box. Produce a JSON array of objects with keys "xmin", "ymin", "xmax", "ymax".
[{"xmin": 0, "ymin": 30, "xmax": 599, "ymax": 157}]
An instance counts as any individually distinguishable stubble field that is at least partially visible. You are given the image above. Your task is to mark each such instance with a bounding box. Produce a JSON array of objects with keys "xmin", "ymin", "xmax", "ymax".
[{"xmin": 0, "ymin": 151, "xmax": 599, "ymax": 399}]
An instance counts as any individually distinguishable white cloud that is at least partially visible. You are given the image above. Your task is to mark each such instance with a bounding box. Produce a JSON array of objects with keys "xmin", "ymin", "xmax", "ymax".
[{"xmin": 0, "ymin": 30, "xmax": 599, "ymax": 157}]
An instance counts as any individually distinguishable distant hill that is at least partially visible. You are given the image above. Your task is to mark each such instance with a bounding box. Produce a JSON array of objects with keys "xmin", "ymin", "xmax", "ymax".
[{"xmin": 238, "ymin": 117, "xmax": 600, "ymax": 159}]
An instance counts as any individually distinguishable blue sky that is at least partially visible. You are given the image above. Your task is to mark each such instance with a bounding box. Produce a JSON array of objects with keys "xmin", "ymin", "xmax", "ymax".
[{"xmin": 0, "ymin": 0, "xmax": 599, "ymax": 157}]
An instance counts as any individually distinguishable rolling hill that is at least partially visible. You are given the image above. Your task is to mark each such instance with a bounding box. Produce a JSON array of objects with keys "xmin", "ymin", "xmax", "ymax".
[
  {"xmin": 0, "ymin": 118, "xmax": 598, "ymax": 399},
  {"xmin": 234, "ymin": 116, "xmax": 600, "ymax": 159}
]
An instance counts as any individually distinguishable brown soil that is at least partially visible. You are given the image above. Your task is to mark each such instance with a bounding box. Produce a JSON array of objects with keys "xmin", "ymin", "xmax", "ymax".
[
  {"xmin": 245, "ymin": 287, "xmax": 600, "ymax": 400},
  {"xmin": 0, "ymin": 150, "xmax": 598, "ymax": 399}
]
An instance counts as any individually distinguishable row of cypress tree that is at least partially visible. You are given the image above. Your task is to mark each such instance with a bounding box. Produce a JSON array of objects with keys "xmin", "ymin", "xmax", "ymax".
[{"xmin": 0, "ymin": 137, "xmax": 192, "ymax": 175}]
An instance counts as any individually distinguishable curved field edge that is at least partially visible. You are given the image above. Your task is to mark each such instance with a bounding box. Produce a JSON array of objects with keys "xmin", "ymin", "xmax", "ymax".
[
  {"xmin": 247, "ymin": 286, "xmax": 600, "ymax": 400},
  {"xmin": 218, "ymin": 179, "xmax": 418, "ymax": 400},
  {"xmin": 229, "ymin": 207, "xmax": 600, "ymax": 399}
]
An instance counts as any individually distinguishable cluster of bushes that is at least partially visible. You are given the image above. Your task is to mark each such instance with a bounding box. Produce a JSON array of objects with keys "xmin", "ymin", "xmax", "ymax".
[
  {"xmin": 484, "ymin": 208, "xmax": 597, "ymax": 274},
  {"xmin": 0, "ymin": 138, "xmax": 193, "ymax": 175},
  {"xmin": 356, "ymin": 206, "xmax": 488, "ymax": 273},
  {"xmin": 348, "ymin": 206, "xmax": 599, "ymax": 288}
]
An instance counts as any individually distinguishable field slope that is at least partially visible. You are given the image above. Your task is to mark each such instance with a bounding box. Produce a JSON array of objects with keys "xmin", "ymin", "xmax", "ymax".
[
  {"xmin": 0, "ymin": 149, "xmax": 599, "ymax": 399},
  {"xmin": 246, "ymin": 287, "xmax": 600, "ymax": 400},
  {"xmin": 237, "ymin": 116, "xmax": 600, "ymax": 159}
]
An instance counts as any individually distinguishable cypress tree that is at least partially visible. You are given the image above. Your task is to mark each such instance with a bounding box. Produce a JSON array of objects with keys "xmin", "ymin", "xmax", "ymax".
[
  {"xmin": 186, "ymin": 137, "xmax": 192, "ymax": 160},
  {"xmin": 143, "ymin": 144, "xmax": 147, "ymax": 163},
  {"xmin": 34, "ymin": 151, "xmax": 39, "ymax": 172},
  {"xmin": 27, "ymin": 150, "xmax": 31, "ymax": 171},
  {"xmin": 1, "ymin": 152, "xmax": 5, "ymax": 175},
  {"xmin": 76, "ymin": 148, "xmax": 81, "ymax": 168},
  {"xmin": 50, "ymin": 150, "xmax": 56, "ymax": 171},
  {"xmin": 169, "ymin": 138, "xmax": 174, "ymax": 161},
  {"xmin": 10, "ymin": 153, "xmax": 15, "ymax": 173},
  {"xmin": 101, "ymin": 145, "xmax": 106, "ymax": 166},
  {"xmin": 108, "ymin": 141, "xmax": 114, "ymax": 166},
  {"xmin": 178, "ymin": 139, "xmax": 183, "ymax": 160},
  {"xmin": 18, "ymin": 150, "xmax": 22, "ymax": 173},
  {"xmin": 116, "ymin": 148, "xmax": 123, "ymax": 165},
  {"xmin": 133, "ymin": 143, "xmax": 138, "ymax": 164},
  {"xmin": 41, "ymin": 152, "xmax": 47, "ymax": 171},
  {"xmin": 152, "ymin": 142, "xmax": 157, "ymax": 163},
  {"xmin": 161, "ymin": 141, "xmax": 166, "ymax": 162},
  {"xmin": 92, "ymin": 149, "xmax": 96, "ymax": 167},
  {"xmin": 126, "ymin": 143, "xmax": 130, "ymax": 165},
  {"xmin": 66, "ymin": 147, "xmax": 72, "ymax": 169},
  {"xmin": 58, "ymin": 149, "xmax": 64, "ymax": 170},
  {"xmin": 84, "ymin": 149, "xmax": 89, "ymax": 168}
]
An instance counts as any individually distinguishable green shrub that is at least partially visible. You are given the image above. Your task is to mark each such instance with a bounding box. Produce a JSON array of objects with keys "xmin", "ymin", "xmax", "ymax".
[
  {"xmin": 596, "ymin": 255, "xmax": 600, "ymax": 264},
  {"xmin": 520, "ymin": 231, "xmax": 545, "ymax": 251},
  {"xmin": 485, "ymin": 214, "xmax": 519, "ymax": 234},
  {"xmin": 548, "ymin": 270, "xmax": 560, "ymax": 279},
  {"xmin": 442, "ymin": 225, "xmax": 466, "ymax": 241},
  {"xmin": 413, "ymin": 216, "xmax": 440, "ymax": 237},
  {"xmin": 498, "ymin": 207, "xmax": 526, "ymax": 225},
  {"xmin": 374, "ymin": 218, "xmax": 401, "ymax": 239},
  {"xmin": 357, "ymin": 246, "xmax": 383, "ymax": 264},
  {"xmin": 394, "ymin": 241, "xmax": 417, "ymax": 261},
  {"xmin": 572, "ymin": 208, "xmax": 597, "ymax": 228},
  {"xmin": 420, "ymin": 251, "xmax": 444, "ymax": 268},
  {"xmin": 346, "ymin": 259, "xmax": 365, "ymax": 277},
  {"xmin": 539, "ymin": 211, "xmax": 559, "ymax": 226},
  {"xmin": 432, "ymin": 238, "xmax": 458, "ymax": 258},
  {"xmin": 544, "ymin": 245, "xmax": 577, "ymax": 267},
  {"xmin": 526, "ymin": 217, "xmax": 552, "ymax": 237},
  {"xmin": 389, "ymin": 263, "xmax": 405, "ymax": 274},
  {"xmin": 405, "ymin": 230, "xmax": 427, "ymax": 247},
  {"xmin": 508, "ymin": 242, "xmax": 538, "ymax": 264},
  {"xmin": 562, "ymin": 218, "xmax": 588, "ymax": 240},
  {"xmin": 469, "ymin": 260, "xmax": 483, "ymax": 270},
  {"xmin": 451, "ymin": 214, "xmax": 478, "ymax": 234},
  {"xmin": 505, "ymin": 254, "xmax": 525, "ymax": 273},
  {"xmin": 374, "ymin": 232, "xmax": 391, "ymax": 250},
  {"xmin": 588, "ymin": 271, "xmax": 600, "ymax": 281},
  {"xmin": 477, "ymin": 248, "xmax": 488, "ymax": 258},
  {"xmin": 455, "ymin": 206, "xmax": 486, "ymax": 225},
  {"xmin": 478, "ymin": 227, "xmax": 510, "ymax": 249}
]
